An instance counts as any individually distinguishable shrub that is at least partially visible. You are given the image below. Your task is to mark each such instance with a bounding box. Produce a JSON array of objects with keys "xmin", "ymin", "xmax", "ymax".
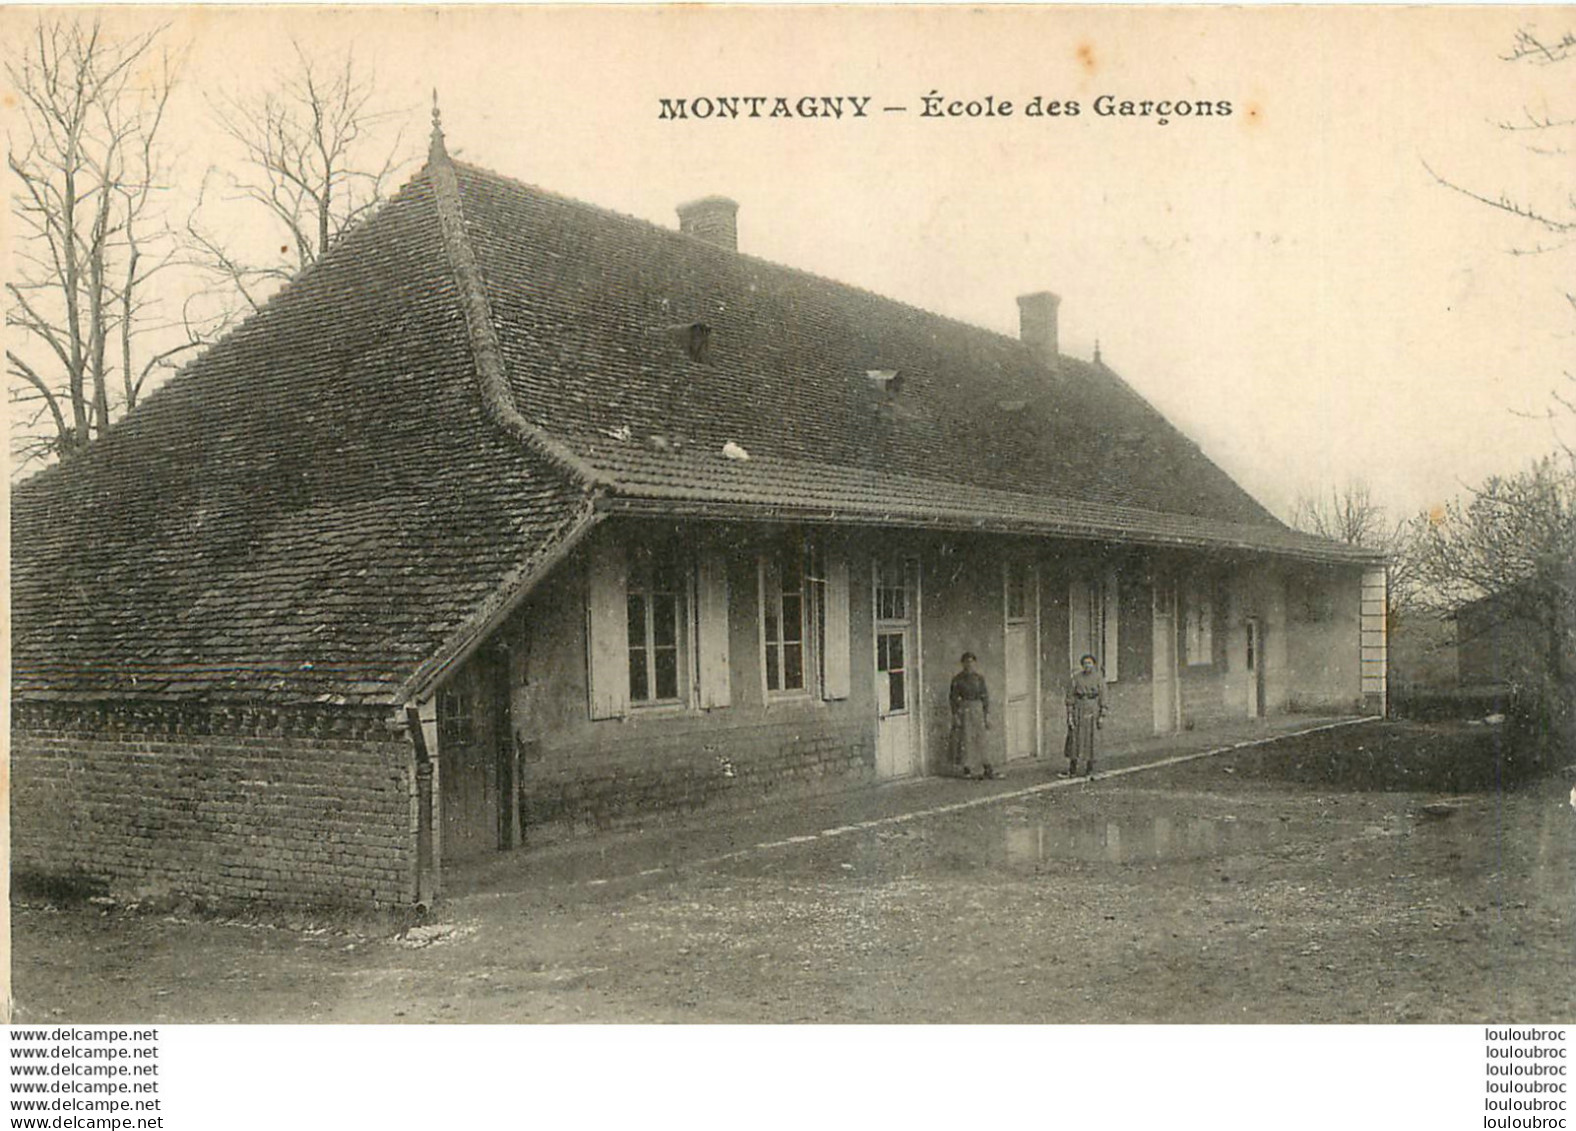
[{"xmin": 1506, "ymin": 675, "xmax": 1576, "ymax": 769}]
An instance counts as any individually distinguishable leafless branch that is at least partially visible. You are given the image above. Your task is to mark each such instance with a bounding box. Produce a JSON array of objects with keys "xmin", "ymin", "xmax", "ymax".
[
  {"xmin": 6, "ymin": 15, "xmax": 182, "ymax": 466},
  {"xmin": 6, "ymin": 351, "xmax": 69, "ymax": 440},
  {"xmin": 184, "ymin": 42, "xmax": 413, "ymax": 327},
  {"xmin": 1422, "ymin": 159, "xmax": 1576, "ymax": 235},
  {"xmin": 1502, "ymin": 27, "xmax": 1576, "ymax": 66}
]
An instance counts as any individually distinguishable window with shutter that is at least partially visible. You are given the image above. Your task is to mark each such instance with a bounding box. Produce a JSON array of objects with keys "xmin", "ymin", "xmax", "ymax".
[
  {"xmin": 761, "ymin": 538, "xmax": 813, "ymax": 696},
  {"xmin": 626, "ymin": 549, "xmax": 688, "ymax": 705},
  {"xmin": 586, "ymin": 537, "xmax": 714, "ymax": 717},
  {"xmin": 696, "ymin": 549, "xmax": 732, "ymax": 709},
  {"xmin": 821, "ymin": 552, "xmax": 851, "ymax": 700},
  {"xmin": 586, "ymin": 539, "xmax": 630, "ymax": 719}
]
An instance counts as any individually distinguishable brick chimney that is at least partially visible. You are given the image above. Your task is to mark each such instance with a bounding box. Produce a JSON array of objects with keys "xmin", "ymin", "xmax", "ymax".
[
  {"xmin": 1016, "ymin": 291, "xmax": 1061, "ymax": 367},
  {"xmin": 677, "ymin": 196, "xmax": 739, "ymax": 252}
]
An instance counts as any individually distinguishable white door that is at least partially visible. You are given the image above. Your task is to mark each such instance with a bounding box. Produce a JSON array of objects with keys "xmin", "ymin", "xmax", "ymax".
[
  {"xmin": 1152, "ymin": 579, "xmax": 1180, "ymax": 734},
  {"xmin": 875, "ymin": 625, "xmax": 915, "ymax": 777},
  {"xmin": 874, "ymin": 560, "xmax": 920, "ymax": 778},
  {"xmin": 1004, "ymin": 562, "xmax": 1038, "ymax": 759},
  {"xmin": 1246, "ymin": 617, "xmax": 1263, "ymax": 718}
]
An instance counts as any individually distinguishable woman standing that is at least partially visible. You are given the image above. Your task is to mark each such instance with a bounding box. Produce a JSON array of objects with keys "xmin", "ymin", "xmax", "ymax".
[
  {"xmin": 949, "ymin": 652, "xmax": 993, "ymax": 779},
  {"xmin": 1065, "ymin": 653, "xmax": 1108, "ymax": 778}
]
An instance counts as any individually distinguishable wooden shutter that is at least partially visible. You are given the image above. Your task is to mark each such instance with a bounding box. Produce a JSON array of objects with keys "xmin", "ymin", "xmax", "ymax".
[
  {"xmin": 585, "ymin": 538, "xmax": 629, "ymax": 720},
  {"xmin": 1068, "ymin": 579, "xmax": 1092, "ymax": 672},
  {"xmin": 822, "ymin": 552, "xmax": 851, "ymax": 700},
  {"xmin": 696, "ymin": 549, "xmax": 732, "ymax": 709},
  {"xmin": 1103, "ymin": 568, "xmax": 1121, "ymax": 682}
]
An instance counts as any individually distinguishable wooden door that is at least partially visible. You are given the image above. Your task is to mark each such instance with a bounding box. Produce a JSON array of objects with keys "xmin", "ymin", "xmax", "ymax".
[
  {"xmin": 439, "ymin": 653, "xmax": 506, "ymax": 862},
  {"xmin": 1004, "ymin": 562, "xmax": 1038, "ymax": 759}
]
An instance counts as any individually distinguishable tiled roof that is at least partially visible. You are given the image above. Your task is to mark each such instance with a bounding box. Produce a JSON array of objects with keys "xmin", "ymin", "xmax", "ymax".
[
  {"xmin": 454, "ymin": 163, "xmax": 1290, "ymax": 527},
  {"xmin": 449, "ymin": 160, "xmax": 1373, "ymax": 563},
  {"xmin": 12, "ymin": 146, "xmax": 1372, "ymax": 706},
  {"xmin": 587, "ymin": 445, "xmax": 1378, "ymax": 563},
  {"xmin": 12, "ymin": 171, "xmax": 591, "ymax": 706}
]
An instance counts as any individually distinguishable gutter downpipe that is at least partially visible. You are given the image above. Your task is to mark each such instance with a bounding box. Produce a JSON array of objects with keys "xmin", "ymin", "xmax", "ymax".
[{"xmin": 406, "ymin": 704, "xmax": 436, "ymax": 909}]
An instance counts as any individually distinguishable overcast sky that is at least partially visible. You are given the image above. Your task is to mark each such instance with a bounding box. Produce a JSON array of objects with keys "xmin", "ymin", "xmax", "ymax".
[{"xmin": 20, "ymin": 6, "xmax": 1576, "ymax": 522}]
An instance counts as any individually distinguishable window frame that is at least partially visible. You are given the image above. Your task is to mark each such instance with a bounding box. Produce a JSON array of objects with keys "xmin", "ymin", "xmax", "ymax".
[
  {"xmin": 873, "ymin": 556, "xmax": 920, "ymax": 719},
  {"xmin": 625, "ymin": 546, "xmax": 694, "ymax": 709},
  {"xmin": 438, "ymin": 682, "xmax": 474, "ymax": 747},
  {"xmin": 759, "ymin": 537, "xmax": 817, "ymax": 700}
]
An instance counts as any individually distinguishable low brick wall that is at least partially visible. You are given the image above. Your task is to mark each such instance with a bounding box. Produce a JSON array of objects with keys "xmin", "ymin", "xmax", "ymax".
[
  {"xmin": 11, "ymin": 701, "xmax": 417, "ymax": 908},
  {"xmin": 522, "ymin": 718, "xmax": 876, "ymax": 838}
]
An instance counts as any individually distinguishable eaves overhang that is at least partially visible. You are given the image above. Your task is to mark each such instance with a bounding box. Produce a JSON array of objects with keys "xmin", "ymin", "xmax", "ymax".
[{"xmin": 595, "ymin": 486, "xmax": 1385, "ymax": 567}]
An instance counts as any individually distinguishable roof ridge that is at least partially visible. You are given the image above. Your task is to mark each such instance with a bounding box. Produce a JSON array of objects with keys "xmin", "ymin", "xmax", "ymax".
[
  {"xmin": 426, "ymin": 152, "xmax": 605, "ymax": 490},
  {"xmin": 447, "ymin": 158, "xmax": 1055, "ymax": 364},
  {"xmin": 444, "ymin": 159, "xmax": 1280, "ymax": 531}
]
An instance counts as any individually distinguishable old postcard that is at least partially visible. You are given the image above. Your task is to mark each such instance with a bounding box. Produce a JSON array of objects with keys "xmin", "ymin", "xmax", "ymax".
[{"xmin": 6, "ymin": 4, "xmax": 1573, "ymax": 1124}]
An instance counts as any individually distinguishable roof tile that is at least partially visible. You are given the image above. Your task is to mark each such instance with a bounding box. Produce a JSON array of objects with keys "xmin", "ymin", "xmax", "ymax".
[{"xmin": 12, "ymin": 155, "xmax": 1370, "ymax": 707}]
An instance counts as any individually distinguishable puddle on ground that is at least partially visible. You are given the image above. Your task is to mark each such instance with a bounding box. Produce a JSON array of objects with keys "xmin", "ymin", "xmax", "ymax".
[{"xmin": 1003, "ymin": 813, "xmax": 1287, "ymax": 866}]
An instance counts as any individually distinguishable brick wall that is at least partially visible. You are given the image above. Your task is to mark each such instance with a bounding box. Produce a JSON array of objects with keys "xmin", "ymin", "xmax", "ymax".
[
  {"xmin": 521, "ymin": 717, "xmax": 875, "ymax": 838},
  {"xmin": 11, "ymin": 701, "xmax": 417, "ymax": 908}
]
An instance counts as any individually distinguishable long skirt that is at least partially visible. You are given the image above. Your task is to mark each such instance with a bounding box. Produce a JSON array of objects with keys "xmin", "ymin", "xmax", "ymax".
[
  {"xmin": 951, "ymin": 701, "xmax": 988, "ymax": 775},
  {"xmin": 1068, "ymin": 710, "xmax": 1100, "ymax": 770}
]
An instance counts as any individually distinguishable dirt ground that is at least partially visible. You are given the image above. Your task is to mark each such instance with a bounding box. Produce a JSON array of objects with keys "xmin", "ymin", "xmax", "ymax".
[{"xmin": 12, "ymin": 720, "xmax": 1576, "ymax": 1023}]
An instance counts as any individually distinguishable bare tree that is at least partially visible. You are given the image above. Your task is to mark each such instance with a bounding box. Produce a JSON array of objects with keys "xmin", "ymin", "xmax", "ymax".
[
  {"xmin": 1289, "ymin": 481, "xmax": 1392, "ymax": 547},
  {"xmin": 1289, "ymin": 480, "xmax": 1422, "ymax": 612},
  {"xmin": 1408, "ymin": 455, "xmax": 1576, "ymax": 742},
  {"xmin": 184, "ymin": 42, "xmax": 410, "ymax": 324},
  {"xmin": 1408, "ymin": 455, "xmax": 1576, "ymax": 615},
  {"xmin": 6, "ymin": 17, "xmax": 193, "ymax": 467},
  {"xmin": 1425, "ymin": 24, "xmax": 1576, "ymax": 453}
]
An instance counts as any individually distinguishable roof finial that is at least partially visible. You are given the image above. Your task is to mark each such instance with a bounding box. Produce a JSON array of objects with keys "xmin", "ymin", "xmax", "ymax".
[{"xmin": 429, "ymin": 89, "xmax": 448, "ymax": 165}]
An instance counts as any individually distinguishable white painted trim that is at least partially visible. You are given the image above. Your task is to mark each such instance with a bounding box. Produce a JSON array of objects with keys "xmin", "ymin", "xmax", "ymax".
[
  {"xmin": 1103, "ymin": 566, "xmax": 1121, "ymax": 683},
  {"xmin": 757, "ymin": 554, "xmax": 771, "ymax": 706},
  {"xmin": 822, "ymin": 551, "xmax": 852, "ymax": 701},
  {"xmin": 757, "ymin": 541, "xmax": 817, "ymax": 704},
  {"xmin": 1032, "ymin": 562, "xmax": 1043, "ymax": 758},
  {"xmin": 872, "ymin": 555, "xmax": 923, "ymax": 778},
  {"xmin": 1152, "ymin": 577, "xmax": 1181, "ymax": 735},
  {"xmin": 1246, "ymin": 616, "xmax": 1262, "ymax": 719},
  {"xmin": 1003, "ymin": 559, "xmax": 1042, "ymax": 761},
  {"xmin": 685, "ymin": 557, "xmax": 702, "ymax": 710}
]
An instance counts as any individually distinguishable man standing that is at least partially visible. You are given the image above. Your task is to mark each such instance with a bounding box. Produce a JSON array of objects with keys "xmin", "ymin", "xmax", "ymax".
[{"xmin": 949, "ymin": 652, "xmax": 994, "ymax": 779}]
